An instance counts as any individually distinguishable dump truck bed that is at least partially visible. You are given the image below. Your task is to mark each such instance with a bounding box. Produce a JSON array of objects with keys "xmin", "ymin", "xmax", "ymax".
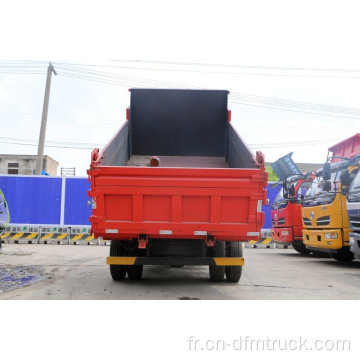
[
  {"xmin": 88, "ymin": 89, "xmax": 267, "ymax": 242},
  {"xmin": 126, "ymin": 155, "xmax": 230, "ymax": 168}
]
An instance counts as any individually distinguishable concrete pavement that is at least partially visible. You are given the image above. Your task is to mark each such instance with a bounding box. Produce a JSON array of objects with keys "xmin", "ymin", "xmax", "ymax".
[{"xmin": 1, "ymin": 244, "xmax": 360, "ymax": 300}]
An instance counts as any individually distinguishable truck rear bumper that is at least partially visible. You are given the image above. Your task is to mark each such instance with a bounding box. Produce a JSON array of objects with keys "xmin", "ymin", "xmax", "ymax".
[
  {"xmin": 272, "ymin": 227, "xmax": 293, "ymax": 244},
  {"xmin": 349, "ymin": 232, "xmax": 360, "ymax": 257},
  {"xmin": 303, "ymin": 229, "xmax": 348, "ymax": 250},
  {"xmin": 107, "ymin": 256, "xmax": 244, "ymax": 266}
]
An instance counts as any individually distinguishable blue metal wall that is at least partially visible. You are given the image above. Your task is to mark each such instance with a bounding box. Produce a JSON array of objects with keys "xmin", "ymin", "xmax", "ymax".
[
  {"xmin": 64, "ymin": 178, "xmax": 91, "ymax": 225},
  {"xmin": 262, "ymin": 182, "xmax": 281, "ymax": 230},
  {"xmin": 0, "ymin": 175, "xmax": 278, "ymax": 228},
  {"xmin": 0, "ymin": 176, "xmax": 62, "ymax": 225}
]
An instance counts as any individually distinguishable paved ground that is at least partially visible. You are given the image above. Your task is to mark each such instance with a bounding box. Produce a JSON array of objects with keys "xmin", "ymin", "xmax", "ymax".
[{"xmin": 1, "ymin": 244, "xmax": 360, "ymax": 299}]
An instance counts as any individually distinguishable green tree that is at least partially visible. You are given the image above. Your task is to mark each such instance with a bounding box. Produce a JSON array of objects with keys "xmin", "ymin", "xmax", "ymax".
[{"xmin": 265, "ymin": 165, "xmax": 279, "ymax": 182}]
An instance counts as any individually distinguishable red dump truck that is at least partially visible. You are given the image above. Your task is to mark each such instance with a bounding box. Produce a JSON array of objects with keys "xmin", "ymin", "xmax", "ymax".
[
  {"xmin": 88, "ymin": 89, "xmax": 267, "ymax": 283},
  {"xmin": 271, "ymin": 173, "xmax": 316, "ymax": 254}
]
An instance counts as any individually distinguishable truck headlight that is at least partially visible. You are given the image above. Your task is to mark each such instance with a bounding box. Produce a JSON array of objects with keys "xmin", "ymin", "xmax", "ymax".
[
  {"xmin": 324, "ymin": 233, "xmax": 338, "ymax": 239},
  {"xmin": 281, "ymin": 230, "xmax": 289, "ymax": 236},
  {"xmin": 349, "ymin": 237, "xmax": 354, "ymax": 245}
]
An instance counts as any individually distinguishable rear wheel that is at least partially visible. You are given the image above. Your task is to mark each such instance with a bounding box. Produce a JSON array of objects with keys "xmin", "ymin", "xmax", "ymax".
[
  {"xmin": 209, "ymin": 240, "xmax": 225, "ymax": 282},
  {"xmin": 127, "ymin": 265, "xmax": 143, "ymax": 280},
  {"xmin": 109, "ymin": 240, "xmax": 127, "ymax": 281},
  {"xmin": 292, "ymin": 240, "xmax": 311, "ymax": 255},
  {"xmin": 225, "ymin": 241, "xmax": 243, "ymax": 283},
  {"xmin": 330, "ymin": 247, "xmax": 354, "ymax": 262}
]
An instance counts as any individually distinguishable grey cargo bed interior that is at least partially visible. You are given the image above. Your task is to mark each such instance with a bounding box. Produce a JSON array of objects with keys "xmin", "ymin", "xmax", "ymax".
[
  {"xmin": 127, "ymin": 155, "xmax": 230, "ymax": 168},
  {"xmin": 100, "ymin": 89, "xmax": 256, "ymax": 169}
]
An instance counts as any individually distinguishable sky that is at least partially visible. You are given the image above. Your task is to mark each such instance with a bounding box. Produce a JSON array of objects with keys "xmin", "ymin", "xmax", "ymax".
[{"xmin": 1, "ymin": 0, "xmax": 360, "ymax": 176}]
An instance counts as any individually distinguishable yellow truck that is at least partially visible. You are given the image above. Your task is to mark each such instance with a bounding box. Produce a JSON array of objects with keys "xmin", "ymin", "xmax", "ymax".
[{"xmin": 302, "ymin": 135, "xmax": 360, "ymax": 262}]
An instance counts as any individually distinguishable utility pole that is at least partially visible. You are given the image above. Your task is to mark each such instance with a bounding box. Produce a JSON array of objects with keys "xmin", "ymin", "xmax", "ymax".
[{"xmin": 35, "ymin": 63, "xmax": 57, "ymax": 175}]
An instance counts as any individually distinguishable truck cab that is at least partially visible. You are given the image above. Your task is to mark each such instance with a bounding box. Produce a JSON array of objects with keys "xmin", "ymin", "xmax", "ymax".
[
  {"xmin": 347, "ymin": 165, "xmax": 360, "ymax": 259},
  {"xmin": 271, "ymin": 173, "xmax": 314, "ymax": 254},
  {"xmin": 302, "ymin": 134, "xmax": 360, "ymax": 262}
]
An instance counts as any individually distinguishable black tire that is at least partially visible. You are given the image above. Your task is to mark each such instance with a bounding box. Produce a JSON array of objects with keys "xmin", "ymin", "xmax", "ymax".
[
  {"xmin": 127, "ymin": 239, "xmax": 143, "ymax": 280},
  {"xmin": 292, "ymin": 240, "xmax": 311, "ymax": 255},
  {"xmin": 330, "ymin": 247, "xmax": 354, "ymax": 262},
  {"xmin": 127, "ymin": 265, "xmax": 143, "ymax": 280},
  {"xmin": 209, "ymin": 240, "xmax": 225, "ymax": 282},
  {"xmin": 109, "ymin": 240, "xmax": 127, "ymax": 281},
  {"xmin": 225, "ymin": 241, "xmax": 243, "ymax": 283},
  {"xmin": 311, "ymin": 250, "xmax": 329, "ymax": 258}
]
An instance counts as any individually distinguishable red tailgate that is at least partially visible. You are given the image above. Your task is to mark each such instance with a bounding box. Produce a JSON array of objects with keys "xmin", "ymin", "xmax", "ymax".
[{"xmin": 89, "ymin": 166, "xmax": 267, "ymax": 241}]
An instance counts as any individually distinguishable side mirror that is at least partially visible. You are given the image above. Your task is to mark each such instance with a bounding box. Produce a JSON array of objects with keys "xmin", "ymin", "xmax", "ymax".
[
  {"xmin": 323, "ymin": 162, "xmax": 331, "ymax": 181},
  {"xmin": 289, "ymin": 184, "xmax": 295, "ymax": 197},
  {"xmin": 323, "ymin": 180, "xmax": 332, "ymax": 192},
  {"xmin": 340, "ymin": 169, "xmax": 351, "ymax": 187}
]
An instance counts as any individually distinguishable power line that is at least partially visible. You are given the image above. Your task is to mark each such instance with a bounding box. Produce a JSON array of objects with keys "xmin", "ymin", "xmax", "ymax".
[
  {"xmin": 7, "ymin": 59, "xmax": 360, "ymax": 73},
  {"xmin": 52, "ymin": 60, "xmax": 360, "ymax": 78},
  {"xmin": 55, "ymin": 64, "xmax": 360, "ymax": 117},
  {"xmin": 55, "ymin": 64, "xmax": 202, "ymax": 88},
  {"xmin": 229, "ymin": 93, "xmax": 360, "ymax": 116},
  {"xmin": 0, "ymin": 140, "xmax": 98, "ymax": 149},
  {"xmin": 4, "ymin": 60, "xmax": 360, "ymax": 78},
  {"xmin": 53, "ymin": 64, "xmax": 360, "ymax": 118},
  {"xmin": 110, "ymin": 59, "xmax": 360, "ymax": 73},
  {"xmin": 3, "ymin": 61, "xmax": 360, "ymax": 121},
  {"xmin": 0, "ymin": 136, "xmax": 104, "ymax": 150},
  {"xmin": 228, "ymin": 100, "xmax": 360, "ymax": 120}
]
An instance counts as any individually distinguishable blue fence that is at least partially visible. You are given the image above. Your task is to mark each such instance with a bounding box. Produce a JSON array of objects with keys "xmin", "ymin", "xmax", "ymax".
[
  {"xmin": 64, "ymin": 178, "xmax": 91, "ymax": 225},
  {"xmin": 0, "ymin": 176, "xmax": 91, "ymax": 226},
  {"xmin": 262, "ymin": 183, "xmax": 281, "ymax": 230},
  {"xmin": 0, "ymin": 175, "xmax": 279, "ymax": 228}
]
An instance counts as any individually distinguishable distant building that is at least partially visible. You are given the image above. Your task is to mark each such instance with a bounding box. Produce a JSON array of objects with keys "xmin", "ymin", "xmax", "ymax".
[{"xmin": 0, "ymin": 154, "xmax": 59, "ymax": 176}]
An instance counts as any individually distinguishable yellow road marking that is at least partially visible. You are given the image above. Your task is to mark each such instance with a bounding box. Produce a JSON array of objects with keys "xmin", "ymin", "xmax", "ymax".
[
  {"xmin": 262, "ymin": 237, "xmax": 273, "ymax": 245},
  {"xmin": 25, "ymin": 233, "xmax": 38, "ymax": 240},
  {"xmin": 107, "ymin": 257, "xmax": 136, "ymax": 265},
  {"xmin": 11, "ymin": 232, "xmax": 24, "ymax": 240},
  {"xmin": 40, "ymin": 233, "xmax": 54, "ymax": 240},
  {"xmin": 56, "ymin": 233, "xmax": 68, "ymax": 240},
  {"xmin": 71, "ymin": 234, "xmax": 84, "ymax": 241},
  {"xmin": 1, "ymin": 232, "xmax": 11, "ymax": 239},
  {"xmin": 214, "ymin": 257, "xmax": 244, "ymax": 266}
]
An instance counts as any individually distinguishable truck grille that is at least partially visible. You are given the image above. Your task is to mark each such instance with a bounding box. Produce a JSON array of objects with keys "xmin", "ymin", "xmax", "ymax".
[
  {"xmin": 303, "ymin": 217, "xmax": 312, "ymax": 226},
  {"xmin": 272, "ymin": 219, "xmax": 276, "ymax": 226},
  {"xmin": 350, "ymin": 215, "xmax": 360, "ymax": 229},
  {"xmin": 316, "ymin": 216, "xmax": 330, "ymax": 226},
  {"xmin": 277, "ymin": 217, "xmax": 285, "ymax": 225}
]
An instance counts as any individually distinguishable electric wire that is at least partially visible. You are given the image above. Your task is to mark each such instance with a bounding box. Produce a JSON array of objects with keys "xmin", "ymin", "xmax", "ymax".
[{"xmin": 2, "ymin": 61, "xmax": 360, "ymax": 122}]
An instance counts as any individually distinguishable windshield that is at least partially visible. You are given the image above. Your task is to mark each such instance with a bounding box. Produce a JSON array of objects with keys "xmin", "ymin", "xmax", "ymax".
[
  {"xmin": 303, "ymin": 170, "xmax": 341, "ymax": 206},
  {"xmin": 272, "ymin": 188, "xmax": 287, "ymax": 210},
  {"xmin": 348, "ymin": 171, "xmax": 360, "ymax": 202},
  {"xmin": 296, "ymin": 180, "xmax": 313, "ymax": 201}
]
